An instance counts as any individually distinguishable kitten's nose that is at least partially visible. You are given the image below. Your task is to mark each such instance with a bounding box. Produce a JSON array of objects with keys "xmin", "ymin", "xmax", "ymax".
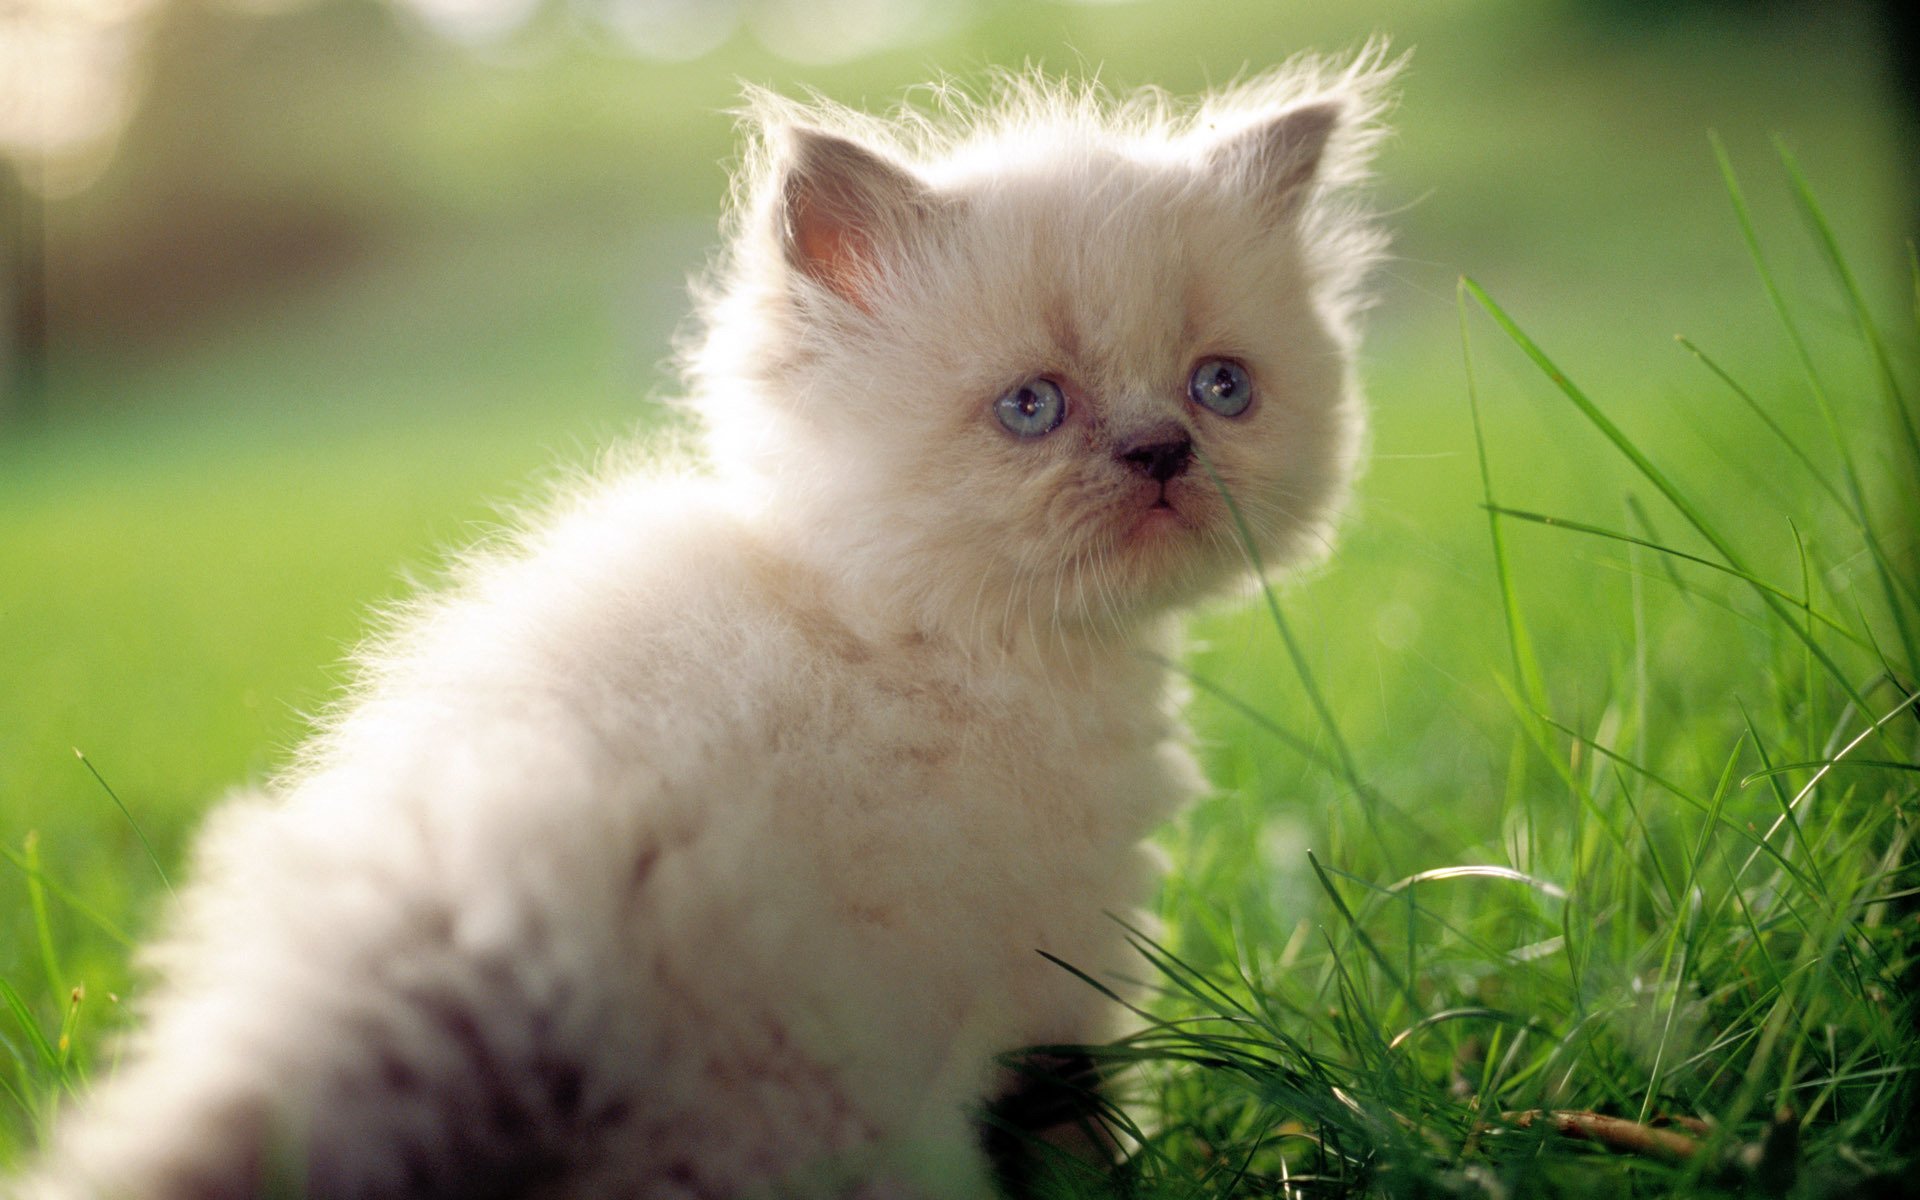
[{"xmin": 1117, "ymin": 432, "xmax": 1193, "ymax": 483}]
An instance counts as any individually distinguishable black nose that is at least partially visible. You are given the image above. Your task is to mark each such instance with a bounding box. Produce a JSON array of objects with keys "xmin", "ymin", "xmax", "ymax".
[{"xmin": 1118, "ymin": 434, "xmax": 1193, "ymax": 483}]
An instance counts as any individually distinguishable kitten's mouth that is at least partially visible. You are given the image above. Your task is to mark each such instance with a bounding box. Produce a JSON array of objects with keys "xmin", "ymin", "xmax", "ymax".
[
  {"xmin": 1148, "ymin": 479, "xmax": 1191, "ymax": 514},
  {"xmin": 1127, "ymin": 488, "xmax": 1188, "ymax": 537}
]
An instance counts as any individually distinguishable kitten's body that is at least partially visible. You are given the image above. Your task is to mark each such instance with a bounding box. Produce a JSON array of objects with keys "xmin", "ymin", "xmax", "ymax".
[{"xmin": 19, "ymin": 55, "xmax": 1390, "ymax": 1199}]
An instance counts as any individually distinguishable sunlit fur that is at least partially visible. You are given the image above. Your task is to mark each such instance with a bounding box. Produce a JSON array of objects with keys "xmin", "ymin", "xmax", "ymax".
[{"xmin": 18, "ymin": 51, "xmax": 1393, "ymax": 1200}]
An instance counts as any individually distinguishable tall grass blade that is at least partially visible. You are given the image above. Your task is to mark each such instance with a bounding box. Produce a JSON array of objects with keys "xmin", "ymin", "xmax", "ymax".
[
  {"xmin": 1306, "ymin": 850, "xmax": 1416, "ymax": 1011},
  {"xmin": 1193, "ymin": 449, "xmax": 1429, "ymax": 858},
  {"xmin": 0, "ymin": 980, "xmax": 62, "ymax": 1080},
  {"xmin": 1458, "ymin": 280, "xmax": 1546, "ymax": 712},
  {"xmin": 1674, "ymin": 335, "xmax": 1845, "ymax": 509},
  {"xmin": 1461, "ymin": 278, "xmax": 1879, "ymax": 724},
  {"xmin": 1711, "ymin": 135, "xmax": 1920, "ymax": 664},
  {"xmin": 0, "ymin": 844, "xmax": 134, "ymax": 948},
  {"xmin": 1483, "ymin": 504, "xmax": 1863, "ymax": 648},
  {"xmin": 21, "ymin": 834, "xmax": 65, "ymax": 1001},
  {"xmin": 1742, "ymin": 759, "xmax": 1920, "ymax": 781},
  {"xmin": 73, "ymin": 747, "xmax": 171, "ymax": 894},
  {"xmin": 1148, "ymin": 654, "xmax": 1337, "ymax": 773},
  {"xmin": 1773, "ymin": 138, "xmax": 1920, "ymax": 491}
]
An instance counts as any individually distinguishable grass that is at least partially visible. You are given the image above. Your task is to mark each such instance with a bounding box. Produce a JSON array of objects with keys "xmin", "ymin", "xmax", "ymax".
[{"xmin": 0, "ymin": 1, "xmax": 1913, "ymax": 1192}]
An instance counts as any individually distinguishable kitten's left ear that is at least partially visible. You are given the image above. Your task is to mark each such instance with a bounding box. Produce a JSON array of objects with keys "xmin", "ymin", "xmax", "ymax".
[
  {"xmin": 779, "ymin": 127, "xmax": 937, "ymax": 312},
  {"xmin": 1208, "ymin": 98, "xmax": 1345, "ymax": 217}
]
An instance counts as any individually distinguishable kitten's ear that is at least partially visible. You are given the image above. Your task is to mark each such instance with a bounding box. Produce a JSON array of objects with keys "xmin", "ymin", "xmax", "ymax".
[
  {"xmin": 779, "ymin": 127, "xmax": 934, "ymax": 312},
  {"xmin": 1208, "ymin": 98, "xmax": 1345, "ymax": 217}
]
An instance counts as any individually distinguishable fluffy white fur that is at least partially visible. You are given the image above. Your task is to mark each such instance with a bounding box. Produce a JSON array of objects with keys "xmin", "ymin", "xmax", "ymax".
[{"xmin": 17, "ymin": 50, "xmax": 1393, "ymax": 1200}]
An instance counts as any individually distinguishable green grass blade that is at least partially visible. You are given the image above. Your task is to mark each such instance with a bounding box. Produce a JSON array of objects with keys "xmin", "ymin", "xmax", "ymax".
[
  {"xmin": 1306, "ymin": 850, "xmax": 1416, "ymax": 1012},
  {"xmin": 1483, "ymin": 504, "xmax": 1866, "ymax": 650},
  {"xmin": 1461, "ymin": 278, "xmax": 1879, "ymax": 725},
  {"xmin": 1741, "ymin": 758, "xmax": 1920, "ymax": 781},
  {"xmin": 74, "ymin": 747, "xmax": 172, "ymax": 894},
  {"xmin": 0, "ymin": 844, "xmax": 134, "ymax": 949},
  {"xmin": 1910, "ymin": 241, "xmax": 1919, "ymax": 343},
  {"xmin": 1193, "ymin": 448, "xmax": 1431, "ymax": 858},
  {"xmin": 1149, "ymin": 655, "xmax": 1338, "ymax": 774},
  {"xmin": 1774, "ymin": 137, "xmax": 1920, "ymax": 491},
  {"xmin": 0, "ymin": 980, "xmax": 62, "ymax": 1079},
  {"xmin": 1624, "ymin": 492, "xmax": 1691, "ymax": 604},
  {"xmin": 1459, "ymin": 279, "xmax": 1547, "ymax": 712},
  {"xmin": 21, "ymin": 834, "xmax": 66, "ymax": 1000},
  {"xmin": 1674, "ymin": 335, "xmax": 1846, "ymax": 510},
  {"xmin": 1712, "ymin": 135, "xmax": 1920, "ymax": 664}
]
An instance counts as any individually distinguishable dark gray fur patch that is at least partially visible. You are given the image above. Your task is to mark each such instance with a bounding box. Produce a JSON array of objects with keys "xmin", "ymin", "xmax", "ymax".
[{"xmin": 283, "ymin": 964, "xmax": 630, "ymax": 1198}]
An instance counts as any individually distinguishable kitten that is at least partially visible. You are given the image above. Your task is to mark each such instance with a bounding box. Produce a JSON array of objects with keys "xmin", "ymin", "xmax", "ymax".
[{"xmin": 19, "ymin": 51, "xmax": 1392, "ymax": 1200}]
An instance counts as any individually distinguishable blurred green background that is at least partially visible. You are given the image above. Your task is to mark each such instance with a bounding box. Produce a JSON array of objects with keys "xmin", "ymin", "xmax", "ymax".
[{"xmin": 0, "ymin": 0, "xmax": 1912, "ymax": 1112}]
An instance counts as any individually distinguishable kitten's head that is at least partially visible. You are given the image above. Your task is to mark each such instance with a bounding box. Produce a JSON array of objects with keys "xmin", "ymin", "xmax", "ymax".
[{"xmin": 687, "ymin": 51, "xmax": 1395, "ymax": 646}]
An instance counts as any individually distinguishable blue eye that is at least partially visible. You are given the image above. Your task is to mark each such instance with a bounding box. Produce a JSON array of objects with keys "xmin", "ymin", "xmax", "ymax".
[
  {"xmin": 1188, "ymin": 358, "xmax": 1253, "ymax": 417},
  {"xmin": 994, "ymin": 378, "xmax": 1067, "ymax": 438}
]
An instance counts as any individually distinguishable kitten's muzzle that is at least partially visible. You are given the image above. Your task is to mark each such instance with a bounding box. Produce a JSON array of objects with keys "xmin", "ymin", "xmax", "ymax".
[{"xmin": 1117, "ymin": 432, "xmax": 1194, "ymax": 483}]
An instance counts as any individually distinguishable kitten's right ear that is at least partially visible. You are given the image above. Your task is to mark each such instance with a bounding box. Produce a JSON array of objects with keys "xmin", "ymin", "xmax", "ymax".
[
  {"xmin": 779, "ymin": 127, "xmax": 935, "ymax": 313},
  {"xmin": 1207, "ymin": 99, "xmax": 1345, "ymax": 219}
]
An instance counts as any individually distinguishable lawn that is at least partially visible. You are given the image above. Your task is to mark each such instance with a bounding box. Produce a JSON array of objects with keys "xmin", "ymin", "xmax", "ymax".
[{"xmin": 1, "ymin": 0, "xmax": 1913, "ymax": 1191}]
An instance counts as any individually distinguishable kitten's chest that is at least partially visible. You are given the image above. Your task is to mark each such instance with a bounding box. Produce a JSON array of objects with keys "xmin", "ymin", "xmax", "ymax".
[
  {"xmin": 751, "ymin": 644, "xmax": 1201, "ymax": 1053},
  {"xmin": 770, "ymin": 642, "xmax": 1199, "ymax": 873}
]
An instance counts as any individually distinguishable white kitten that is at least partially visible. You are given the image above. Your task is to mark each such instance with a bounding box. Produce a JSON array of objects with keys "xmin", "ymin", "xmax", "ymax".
[{"xmin": 19, "ymin": 51, "xmax": 1392, "ymax": 1200}]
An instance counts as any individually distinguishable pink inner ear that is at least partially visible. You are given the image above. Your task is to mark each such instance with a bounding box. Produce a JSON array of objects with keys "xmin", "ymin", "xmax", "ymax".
[
  {"xmin": 781, "ymin": 128, "xmax": 934, "ymax": 316},
  {"xmin": 795, "ymin": 215, "xmax": 878, "ymax": 315}
]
